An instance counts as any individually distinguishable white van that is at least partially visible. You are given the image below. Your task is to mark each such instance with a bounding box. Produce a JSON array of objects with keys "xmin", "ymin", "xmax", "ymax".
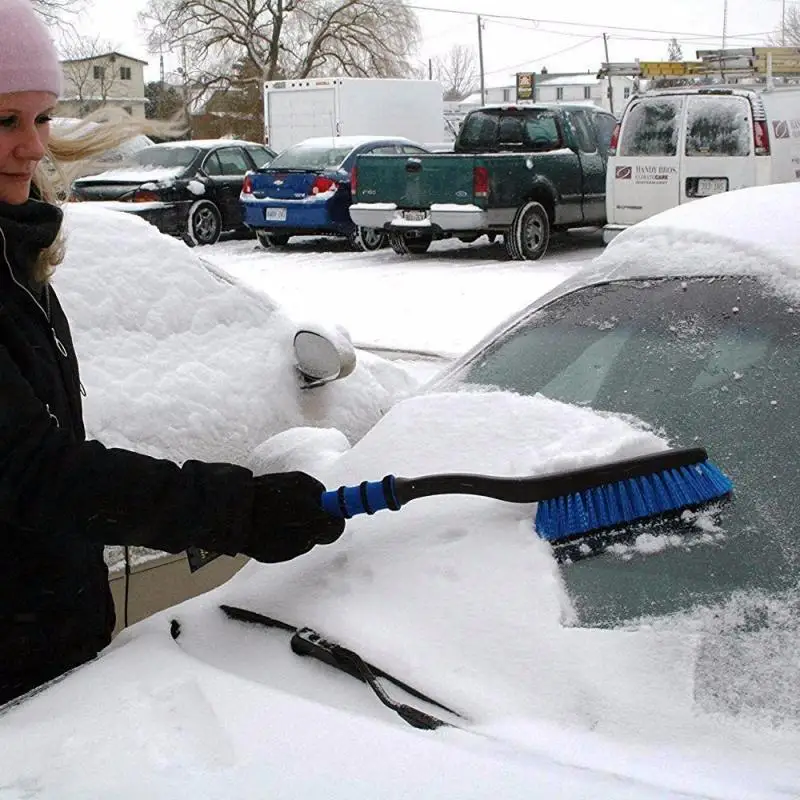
[{"xmin": 604, "ymin": 85, "xmax": 800, "ymax": 242}]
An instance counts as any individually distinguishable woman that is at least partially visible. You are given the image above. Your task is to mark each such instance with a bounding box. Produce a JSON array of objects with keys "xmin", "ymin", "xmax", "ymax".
[{"xmin": 0, "ymin": 0, "xmax": 345, "ymax": 706}]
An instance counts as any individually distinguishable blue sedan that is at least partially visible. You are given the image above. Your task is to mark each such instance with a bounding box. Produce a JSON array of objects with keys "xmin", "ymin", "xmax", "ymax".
[{"xmin": 240, "ymin": 136, "xmax": 430, "ymax": 251}]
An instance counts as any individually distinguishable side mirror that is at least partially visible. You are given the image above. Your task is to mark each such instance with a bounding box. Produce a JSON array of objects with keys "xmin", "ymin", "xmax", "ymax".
[{"xmin": 293, "ymin": 328, "xmax": 357, "ymax": 388}]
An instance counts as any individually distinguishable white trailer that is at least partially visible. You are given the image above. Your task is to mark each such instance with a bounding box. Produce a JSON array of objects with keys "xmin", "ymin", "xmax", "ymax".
[{"xmin": 263, "ymin": 77, "xmax": 445, "ymax": 153}]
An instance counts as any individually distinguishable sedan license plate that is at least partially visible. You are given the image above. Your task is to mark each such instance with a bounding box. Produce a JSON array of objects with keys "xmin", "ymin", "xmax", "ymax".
[
  {"xmin": 401, "ymin": 210, "xmax": 429, "ymax": 222},
  {"xmin": 265, "ymin": 207, "xmax": 287, "ymax": 221},
  {"xmin": 696, "ymin": 178, "xmax": 728, "ymax": 196}
]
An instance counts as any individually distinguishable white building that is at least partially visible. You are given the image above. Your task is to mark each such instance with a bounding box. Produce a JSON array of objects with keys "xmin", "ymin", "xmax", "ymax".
[
  {"xmin": 458, "ymin": 72, "xmax": 636, "ymax": 117},
  {"xmin": 59, "ymin": 52, "xmax": 148, "ymax": 120}
]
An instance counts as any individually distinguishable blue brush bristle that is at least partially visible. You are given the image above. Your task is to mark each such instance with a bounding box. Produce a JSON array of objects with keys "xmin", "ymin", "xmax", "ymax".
[{"xmin": 534, "ymin": 459, "xmax": 733, "ymax": 544}]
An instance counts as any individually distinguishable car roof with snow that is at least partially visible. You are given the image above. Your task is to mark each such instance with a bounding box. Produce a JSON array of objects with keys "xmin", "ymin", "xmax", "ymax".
[{"xmin": 148, "ymin": 138, "xmax": 268, "ymax": 150}]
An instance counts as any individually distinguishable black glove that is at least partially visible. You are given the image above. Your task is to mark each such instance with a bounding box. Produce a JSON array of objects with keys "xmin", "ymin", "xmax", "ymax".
[{"xmin": 242, "ymin": 471, "xmax": 345, "ymax": 563}]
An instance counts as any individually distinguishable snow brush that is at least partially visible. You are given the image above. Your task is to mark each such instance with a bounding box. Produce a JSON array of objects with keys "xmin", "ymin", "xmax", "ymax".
[{"xmin": 320, "ymin": 446, "xmax": 733, "ymax": 549}]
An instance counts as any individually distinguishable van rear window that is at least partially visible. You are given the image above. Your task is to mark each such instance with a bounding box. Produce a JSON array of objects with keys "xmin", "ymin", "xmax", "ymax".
[
  {"xmin": 619, "ymin": 97, "xmax": 684, "ymax": 157},
  {"xmin": 685, "ymin": 96, "xmax": 751, "ymax": 157}
]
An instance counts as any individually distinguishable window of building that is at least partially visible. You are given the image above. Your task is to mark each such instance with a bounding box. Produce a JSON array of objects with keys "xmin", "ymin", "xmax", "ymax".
[
  {"xmin": 120, "ymin": 66, "xmax": 132, "ymax": 81},
  {"xmin": 503, "ymin": 88, "xmax": 511, "ymax": 102},
  {"xmin": 624, "ymin": 87, "xmax": 631, "ymax": 99},
  {"xmin": 93, "ymin": 65, "xmax": 105, "ymax": 80},
  {"xmin": 556, "ymin": 87, "xmax": 564, "ymax": 101},
  {"xmin": 584, "ymin": 86, "xmax": 592, "ymax": 99}
]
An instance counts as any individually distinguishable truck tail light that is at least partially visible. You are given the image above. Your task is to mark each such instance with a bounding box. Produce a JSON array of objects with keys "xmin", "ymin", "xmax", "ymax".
[
  {"xmin": 608, "ymin": 123, "xmax": 621, "ymax": 156},
  {"xmin": 310, "ymin": 176, "xmax": 337, "ymax": 195},
  {"xmin": 473, "ymin": 166, "xmax": 489, "ymax": 199},
  {"xmin": 242, "ymin": 174, "xmax": 253, "ymax": 194},
  {"xmin": 350, "ymin": 166, "xmax": 357, "ymax": 194},
  {"xmin": 753, "ymin": 120, "xmax": 770, "ymax": 156}
]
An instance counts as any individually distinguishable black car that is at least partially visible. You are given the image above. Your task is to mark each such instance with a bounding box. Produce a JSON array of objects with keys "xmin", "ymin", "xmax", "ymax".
[{"xmin": 70, "ymin": 139, "xmax": 276, "ymax": 245}]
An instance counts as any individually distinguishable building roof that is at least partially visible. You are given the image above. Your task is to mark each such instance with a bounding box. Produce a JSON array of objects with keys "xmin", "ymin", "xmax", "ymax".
[
  {"xmin": 61, "ymin": 51, "xmax": 149, "ymax": 66},
  {"xmin": 538, "ymin": 74, "xmax": 601, "ymax": 87}
]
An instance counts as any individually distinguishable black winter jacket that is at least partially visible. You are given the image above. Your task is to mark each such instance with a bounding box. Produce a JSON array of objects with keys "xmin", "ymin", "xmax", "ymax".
[{"xmin": 0, "ymin": 200, "xmax": 260, "ymax": 705}]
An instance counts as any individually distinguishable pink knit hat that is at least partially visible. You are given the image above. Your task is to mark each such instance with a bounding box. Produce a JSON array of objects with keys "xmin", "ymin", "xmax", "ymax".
[{"xmin": 0, "ymin": 0, "xmax": 63, "ymax": 97}]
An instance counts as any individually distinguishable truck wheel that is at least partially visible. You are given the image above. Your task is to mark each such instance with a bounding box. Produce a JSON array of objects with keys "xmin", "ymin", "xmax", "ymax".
[
  {"xmin": 350, "ymin": 227, "xmax": 386, "ymax": 252},
  {"xmin": 388, "ymin": 232, "xmax": 410, "ymax": 255},
  {"xmin": 405, "ymin": 236, "xmax": 432, "ymax": 254},
  {"xmin": 257, "ymin": 231, "xmax": 290, "ymax": 249},
  {"xmin": 508, "ymin": 201, "xmax": 550, "ymax": 261}
]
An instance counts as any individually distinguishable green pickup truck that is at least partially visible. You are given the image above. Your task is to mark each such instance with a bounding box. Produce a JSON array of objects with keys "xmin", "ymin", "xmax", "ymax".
[{"xmin": 349, "ymin": 103, "xmax": 617, "ymax": 260}]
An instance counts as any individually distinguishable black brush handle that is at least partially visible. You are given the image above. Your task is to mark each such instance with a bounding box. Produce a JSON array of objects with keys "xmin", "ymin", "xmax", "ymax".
[{"xmin": 319, "ymin": 447, "xmax": 708, "ymax": 519}]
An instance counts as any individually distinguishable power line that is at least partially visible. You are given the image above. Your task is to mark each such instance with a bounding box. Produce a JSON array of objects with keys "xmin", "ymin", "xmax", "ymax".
[
  {"xmin": 406, "ymin": 4, "xmax": 771, "ymax": 40},
  {"xmin": 485, "ymin": 36, "xmax": 600, "ymax": 76}
]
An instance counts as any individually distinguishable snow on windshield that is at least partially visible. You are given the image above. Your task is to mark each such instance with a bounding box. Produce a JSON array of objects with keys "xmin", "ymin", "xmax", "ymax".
[
  {"xmin": 619, "ymin": 96, "xmax": 683, "ymax": 157},
  {"xmin": 685, "ymin": 96, "xmax": 751, "ymax": 157}
]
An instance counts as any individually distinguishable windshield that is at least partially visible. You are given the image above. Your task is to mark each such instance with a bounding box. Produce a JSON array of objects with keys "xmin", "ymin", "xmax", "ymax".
[
  {"xmin": 131, "ymin": 146, "xmax": 199, "ymax": 169},
  {"xmin": 268, "ymin": 143, "xmax": 354, "ymax": 171},
  {"xmin": 444, "ymin": 277, "xmax": 800, "ymax": 631}
]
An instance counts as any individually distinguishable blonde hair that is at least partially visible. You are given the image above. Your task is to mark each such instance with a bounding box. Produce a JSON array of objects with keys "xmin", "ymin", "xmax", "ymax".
[{"xmin": 32, "ymin": 108, "xmax": 185, "ymax": 282}]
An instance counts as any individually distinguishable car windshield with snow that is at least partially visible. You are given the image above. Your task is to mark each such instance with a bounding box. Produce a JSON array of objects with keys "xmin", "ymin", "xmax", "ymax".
[{"xmin": 437, "ymin": 274, "xmax": 799, "ymax": 629}]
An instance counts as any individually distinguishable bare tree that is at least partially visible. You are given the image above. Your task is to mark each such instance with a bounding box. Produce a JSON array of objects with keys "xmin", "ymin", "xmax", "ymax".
[
  {"xmin": 667, "ymin": 38, "xmax": 683, "ymax": 62},
  {"xmin": 31, "ymin": 0, "xmax": 84, "ymax": 31},
  {"xmin": 430, "ymin": 44, "xmax": 478, "ymax": 101},
  {"xmin": 770, "ymin": 5, "xmax": 800, "ymax": 45},
  {"xmin": 140, "ymin": 0, "xmax": 420, "ymax": 101},
  {"xmin": 60, "ymin": 34, "xmax": 123, "ymax": 116}
]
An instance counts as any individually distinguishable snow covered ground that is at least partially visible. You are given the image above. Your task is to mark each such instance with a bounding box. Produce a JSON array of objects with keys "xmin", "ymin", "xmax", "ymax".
[{"xmin": 203, "ymin": 229, "xmax": 603, "ymax": 359}]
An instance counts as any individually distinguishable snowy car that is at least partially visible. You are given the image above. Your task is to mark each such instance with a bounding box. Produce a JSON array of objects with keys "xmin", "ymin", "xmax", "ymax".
[
  {"xmin": 70, "ymin": 139, "xmax": 277, "ymax": 245},
  {"xmin": 2, "ymin": 186, "xmax": 800, "ymax": 797},
  {"xmin": 50, "ymin": 204, "xmax": 420, "ymax": 624}
]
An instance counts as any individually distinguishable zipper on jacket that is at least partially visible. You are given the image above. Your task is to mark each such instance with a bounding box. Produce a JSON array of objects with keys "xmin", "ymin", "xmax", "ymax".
[
  {"xmin": 45, "ymin": 403, "xmax": 60, "ymax": 427},
  {"xmin": 0, "ymin": 226, "xmax": 68, "ymax": 359}
]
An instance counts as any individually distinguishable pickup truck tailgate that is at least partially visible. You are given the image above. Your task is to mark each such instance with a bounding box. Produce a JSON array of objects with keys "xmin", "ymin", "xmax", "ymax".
[{"xmin": 354, "ymin": 154, "xmax": 478, "ymax": 208}]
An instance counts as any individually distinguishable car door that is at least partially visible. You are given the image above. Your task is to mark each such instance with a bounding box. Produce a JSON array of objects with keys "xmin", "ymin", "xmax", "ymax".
[
  {"xmin": 680, "ymin": 94, "xmax": 757, "ymax": 204},
  {"xmin": 565, "ymin": 108, "xmax": 607, "ymax": 224},
  {"xmin": 202, "ymin": 146, "xmax": 253, "ymax": 228},
  {"xmin": 611, "ymin": 95, "xmax": 685, "ymax": 226}
]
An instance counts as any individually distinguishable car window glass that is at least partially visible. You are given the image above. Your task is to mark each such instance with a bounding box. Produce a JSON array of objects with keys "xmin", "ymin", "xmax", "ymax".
[
  {"xmin": 521, "ymin": 111, "xmax": 561, "ymax": 151},
  {"xmin": 685, "ymin": 96, "xmax": 751, "ymax": 157},
  {"xmin": 446, "ymin": 277, "xmax": 800, "ymax": 629},
  {"xmin": 401, "ymin": 145, "xmax": 429, "ymax": 154},
  {"xmin": 269, "ymin": 143, "xmax": 355, "ymax": 170},
  {"xmin": 370, "ymin": 145, "xmax": 400, "ymax": 154},
  {"xmin": 215, "ymin": 147, "xmax": 251, "ymax": 175},
  {"xmin": 619, "ymin": 96, "xmax": 684, "ymax": 157},
  {"xmin": 497, "ymin": 116, "xmax": 525, "ymax": 144},
  {"xmin": 594, "ymin": 114, "xmax": 617, "ymax": 151},
  {"xmin": 459, "ymin": 110, "xmax": 499, "ymax": 149},
  {"xmin": 245, "ymin": 146, "xmax": 274, "ymax": 168},
  {"xmin": 133, "ymin": 146, "xmax": 199, "ymax": 169},
  {"xmin": 202, "ymin": 152, "xmax": 223, "ymax": 176},
  {"xmin": 567, "ymin": 110, "xmax": 597, "ymax": 153}
]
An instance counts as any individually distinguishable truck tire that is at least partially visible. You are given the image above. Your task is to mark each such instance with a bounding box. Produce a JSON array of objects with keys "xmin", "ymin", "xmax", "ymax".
[
  {"xmin": 388, "ymin": 232, "xmax": 409, "ymax": 255},
  {"xmin": 257, "ymin": 231, "xmax": 291, "ymax": 248},
  {"xmin": 350, "ymin": 227, "xmax": 386, "ymax": 252},
  {"xmin": 508, "ymin": 201, "xmax": 550, "ymax": 261}
]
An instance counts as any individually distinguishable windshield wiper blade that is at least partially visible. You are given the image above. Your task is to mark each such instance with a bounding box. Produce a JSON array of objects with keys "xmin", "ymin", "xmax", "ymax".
[{"xmin": 219, "ymin": 604, "xmax": 466, "ymax": 730}]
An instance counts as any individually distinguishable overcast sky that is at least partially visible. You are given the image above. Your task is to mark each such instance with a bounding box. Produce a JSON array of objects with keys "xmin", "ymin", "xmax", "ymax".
[{"xmin": 74, "ymin": 0, "xmax": 790, "ymax": 87}]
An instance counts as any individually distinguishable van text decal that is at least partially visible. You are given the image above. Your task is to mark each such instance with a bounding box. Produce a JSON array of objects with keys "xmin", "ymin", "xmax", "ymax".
[{"xmin": 772, "ymin": 120, "xmax": 800, "ymax": 139}]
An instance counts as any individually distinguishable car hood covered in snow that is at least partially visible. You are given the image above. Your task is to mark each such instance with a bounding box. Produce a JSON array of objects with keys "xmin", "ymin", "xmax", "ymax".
[{"xmin": 2, "ymin": 390, "xmax": 798, "ymax": 798}]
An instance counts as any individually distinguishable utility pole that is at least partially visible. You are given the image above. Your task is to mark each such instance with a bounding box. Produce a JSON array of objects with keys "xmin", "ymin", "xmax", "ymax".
[
  {"xmin": 428, "ymin": 58, "xmax": 433, "ymax": 81},
  {"xmin": 477, "ymin": 14, "xmax": 486, "ymax": 104},
  {"xmin": 603, "ymin": 33, "xmax": 614, "ymax": 115},
  {"xmin": 722, "ymin": 0, "xmax": 728, "ymax": 50}
]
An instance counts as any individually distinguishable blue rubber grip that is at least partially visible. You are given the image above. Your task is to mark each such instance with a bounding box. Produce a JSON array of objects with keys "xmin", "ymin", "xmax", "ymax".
[{"xmin": 320, "ymin": 476, "xmax": 399, "ymax": 518}]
